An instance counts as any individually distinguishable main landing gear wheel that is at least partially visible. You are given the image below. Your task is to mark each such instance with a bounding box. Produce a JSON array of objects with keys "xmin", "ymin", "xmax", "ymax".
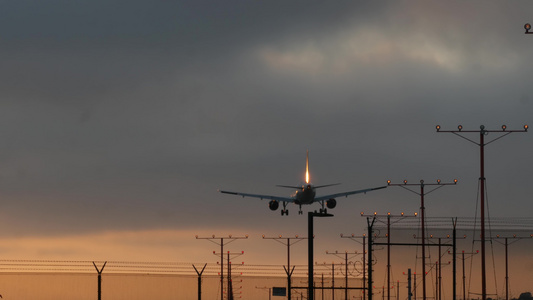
[
  {"xmin": 298, "ymin": 211, "xmax": 303, "ymax": 215},
  {"xmin": 281, "ymin": 209, "xmax": 289, "ymax": 216}
]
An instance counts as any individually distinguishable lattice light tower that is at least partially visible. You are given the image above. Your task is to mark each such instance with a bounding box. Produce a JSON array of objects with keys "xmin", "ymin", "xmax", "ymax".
[{"xmin": 436, "ymin": 124, "xmax": 527, "ymax": 300}]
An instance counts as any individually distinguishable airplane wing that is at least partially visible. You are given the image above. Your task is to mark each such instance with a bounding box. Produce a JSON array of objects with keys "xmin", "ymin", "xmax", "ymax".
[
  {"xmin": 219, "ymin": 190, "xmax": 295, "ymax": 203},
  {"xmin": 314, "ymin": 186, "xmax": 387, "ymax": 202}
]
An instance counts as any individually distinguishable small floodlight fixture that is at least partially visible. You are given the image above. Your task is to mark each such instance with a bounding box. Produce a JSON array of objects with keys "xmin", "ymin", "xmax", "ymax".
[
  {"xmin": 458, "ymin": 125, "xmax": 463, "ymax": 131},
  {"xmin": 524, "ymin": 124, "xmax": 529, "ymax": 131},
  {"xmin": 436, "ymin": 125, "xmax": 441, "ymax": 131},
  {"xmin": 502, "ymin": 125, "xmax": 507, "ymax": 131},
  {"xmin": 526, "ymin": 23, "xmax": 532, "ymax": 33}
]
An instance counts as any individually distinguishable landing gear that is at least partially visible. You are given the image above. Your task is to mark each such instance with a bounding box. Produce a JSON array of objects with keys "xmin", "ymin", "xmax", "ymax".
[
  {"xmin": 281, "ymin": 202, "xmax": 289, "ymax": 216},
  {"xmin": 298, "ymin": 204, "xmax": 303, "ymax": 215},
  {"xmin": 319, "ymin": 201, "xmax": 327, "ymax": 214}
]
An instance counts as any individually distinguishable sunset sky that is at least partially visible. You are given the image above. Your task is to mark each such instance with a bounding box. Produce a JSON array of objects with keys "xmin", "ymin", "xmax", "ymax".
[{"xmin": 0, "ymin": 0, "xmax": 532, "ymax": 298}]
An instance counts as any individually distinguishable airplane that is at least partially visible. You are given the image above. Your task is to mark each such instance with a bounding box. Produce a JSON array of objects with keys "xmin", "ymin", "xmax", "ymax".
[{"xmin": 219, "ymin": 151, "xmax": 387, "ymax": 216}]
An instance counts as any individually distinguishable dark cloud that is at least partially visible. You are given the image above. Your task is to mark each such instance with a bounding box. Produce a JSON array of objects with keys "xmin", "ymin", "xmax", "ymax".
[{"xmin": 0, "ymin": 1, "xmax": 531, "ymax": 293}]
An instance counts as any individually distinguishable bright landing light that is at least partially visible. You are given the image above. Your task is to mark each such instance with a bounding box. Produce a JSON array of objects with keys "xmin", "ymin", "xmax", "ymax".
[{"xmin": 306, "ymin": 150, "xmax": 310, "ymax": 184}]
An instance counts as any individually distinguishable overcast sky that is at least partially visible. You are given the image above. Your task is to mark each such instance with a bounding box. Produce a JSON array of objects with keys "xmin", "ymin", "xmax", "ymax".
[{"xmin": 0, "ymin": 0, "xmax": 532, "ymax": 296}]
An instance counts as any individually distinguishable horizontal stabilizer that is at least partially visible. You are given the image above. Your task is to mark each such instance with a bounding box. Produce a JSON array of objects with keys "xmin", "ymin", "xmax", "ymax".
[
  {"xmin": 276, "ymin": 185, "xmax": 302, "ymax": 189},
  {"xmin": 314, "ymin": 183, "xmax": 341, "ymax": 189}
]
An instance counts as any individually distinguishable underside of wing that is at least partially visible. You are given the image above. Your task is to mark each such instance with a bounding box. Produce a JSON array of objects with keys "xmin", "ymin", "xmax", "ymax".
[
  {"xmin": 219, "ymin": 190, "xmax": 294, "ymax": 203},
  {"xmin": 314, "ymin": 186, "xmax": 387, "ymax": 202}
]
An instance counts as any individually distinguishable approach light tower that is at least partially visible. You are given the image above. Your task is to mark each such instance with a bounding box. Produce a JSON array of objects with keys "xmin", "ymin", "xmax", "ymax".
[
  {"xmin": 386, "ymin": 179, "xmax": 457, "ymax": 300},
  {"xmin": 196, "ymin": 234, "xmax": 248, "ymax": 300},
  {"xmin": 262, "ymin": 234, "xmax": 307, "ymax": 300},
  {"xmin": 436, "ymin": 124, "xmax": 528, "ymax": 300}
]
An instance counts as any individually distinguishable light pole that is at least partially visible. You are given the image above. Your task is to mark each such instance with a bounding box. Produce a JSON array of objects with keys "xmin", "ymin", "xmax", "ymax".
[
  {"xmin": 386, "ymin": 179, "xmax": 457, "ymax": 300},
  {"xmin": 263, "ymin": 234, "xmax": 307, "ymax": 300},
  {"xmin": 493, "ymin": 234, "xmax": 533, "ymax": 300},
  {"xmin": 361, "ymin": 212, "xmax": 418, "ymax": 300},
  {"xmin": 436, "ymin": 124, "xmax": 527, "ymax": 300},
  {"xmin": 196, "ymin": 234, "xmax": 248, "ymax": 300},
  {"xmin": 309, "ymin": 211, "xmax": 334, "ymax": 300},
  {"xmin": 326, "ymin": 250, "xmax": 360, "ymax": 300},
  {"xmin": 340, "ymin": 233, "xmax": 367, "ymax": 300}
]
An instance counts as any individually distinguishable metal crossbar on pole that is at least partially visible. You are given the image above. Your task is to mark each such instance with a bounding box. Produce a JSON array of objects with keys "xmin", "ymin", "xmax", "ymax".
[
  {"xmin": 436, "ymin": 124, "xmax": 527, "ymax": 300},
  {"xmin": 385, "ymin": 180, "xmax": 457, "ymax": 300},
  {"xmin": 493, "ymin": 235, "xmax": 533, "ymax": 300},
  {"xmin": 326, "ymin": 250, "xmax": 360, "ymax": 300},
  {"xmin": 196, "ymin": 234, "xmax": 248, "ymax": 300},
  {"xmin": 262, "ymin": 234, "xmax": 307, "ymax": 300},
  {"xmin": 340, "ymin": 233, "xmax": 367, "ymax": 300}
]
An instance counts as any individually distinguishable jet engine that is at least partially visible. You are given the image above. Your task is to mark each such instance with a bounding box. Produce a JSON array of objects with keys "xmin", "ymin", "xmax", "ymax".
[
  {"xmin": 326, "ymin": 198, "xmax": 337, "ymax": 209},
  {"xmin": 269, "ymin": 200, "xmax": 279, "ymax": 211}
]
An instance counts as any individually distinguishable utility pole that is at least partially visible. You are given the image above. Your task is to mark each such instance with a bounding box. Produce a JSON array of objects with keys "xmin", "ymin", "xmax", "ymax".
[
  {"xmin": 387, "ymin": 179, "xmax": 457, "ymax": 300},
  {"xmin": 93, "ymin": 261, "xmax": 107, "ymax": 300},
  {"xmin": 493, "ymin": 234, "xmax": 533, "ymax": 300},
  {"xmin": 213, "ymin": 251, "xmax": 244, "ymax": 300},
  {"xmin": 196, "ymin": 234, "xmax": 248, "ymax": 300},
  {"xmin": 326, "ymin": 250, "xmax": 360, "ymax": 300},
  {"xmin": 437, "ymin": 124, "xmax": 527, "ymax": 300},
  {"xmin": 340, "ymin": 233, "xmax": 367, "ymax": 300},
  {"xmin": 361, "ymin": 212, "xmax": 417, "ymax": 300},
  {"xmin": 425, "ymin": 232, "xmax": 464, "ymax": 300},
  {"xmin": 263, "ymin": 234, "xmax": 307, "ymax": 300},
  {"xmin": 456, "ymin": 250, "xmax": 479, "ymax": 300}
]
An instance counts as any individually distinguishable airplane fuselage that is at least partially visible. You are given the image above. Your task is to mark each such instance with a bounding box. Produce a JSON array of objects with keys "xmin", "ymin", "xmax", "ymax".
[{"xmin": 292, "ymin": 185, "xmax": 316, "ymax": 205}]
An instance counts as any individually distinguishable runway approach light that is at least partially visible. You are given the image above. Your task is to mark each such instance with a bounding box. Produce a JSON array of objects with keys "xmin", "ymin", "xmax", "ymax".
[
  {"xmin": 436, "ymin": 125, "xmax": 441, "ymax": 131},
  {"xmin": 502, "ymin": 125, "xmax": 507, "ymax": 131},
  {"xmin": 524, "ymin": 124, "xmax": 529, "ymax": 131},
  {"xmin": 526, "ymin": 23, "xmax": 531, "ymax": 33},
  {"xmin": 458, "ymin": 125, "xmax": 463, "ymax": 131}
]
